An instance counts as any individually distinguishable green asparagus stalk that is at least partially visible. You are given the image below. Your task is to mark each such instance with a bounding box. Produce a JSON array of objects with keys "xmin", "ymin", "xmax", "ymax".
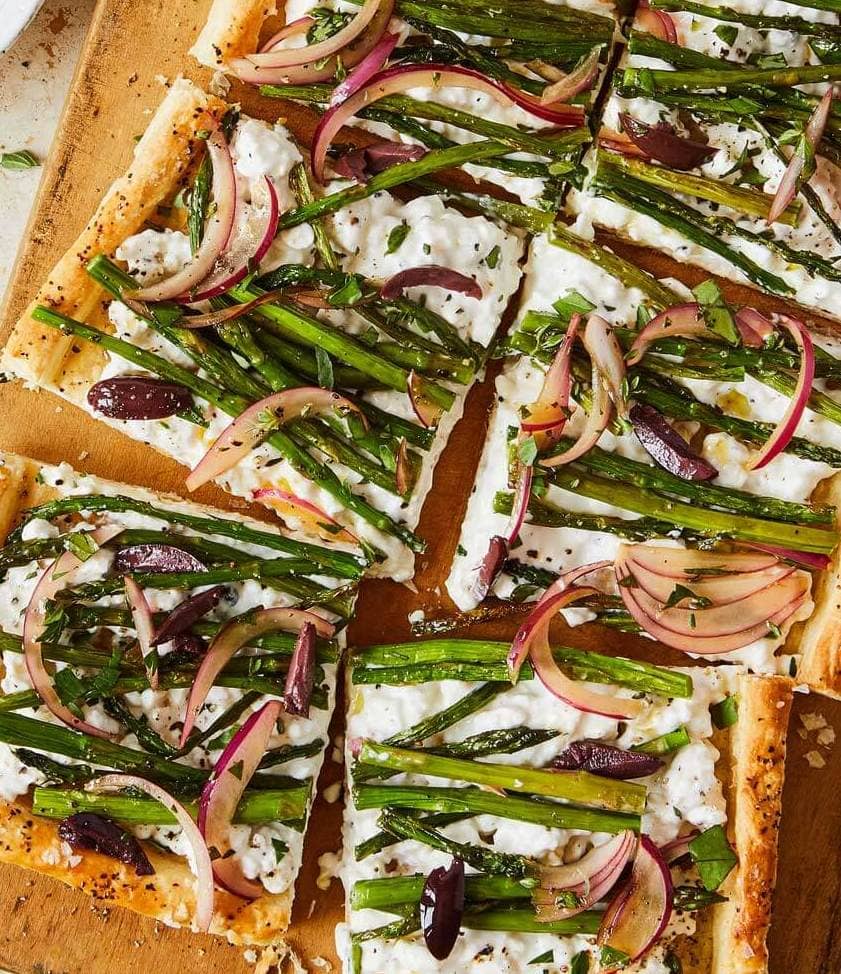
[
  {"xmin": 289, "ymin": 161, "xmax": 339, "ymax": 270},
  {"xmin": 550, "ymin": 466, "xmax": 837, "ymax": 552},
  {"xmin": 188, "ymin": 153, "xmax": 211, "ymax": 254},
  {"xmin": 545, "ymin": 437, "xmax": 833, "ymax": 525},
  {"xmin": 355, "ymin": 811, "xmax": 472, "ymax": 860},
  {"xmin": 259, "ymin": 738, "xmax": 325, "ymax": 769},
  {"xmin": 377, "ymin": 809, "xmax": 532, "ymax": 878},
  {"xmin": 351, "ymin": 874, "xmax": 535, "ymax": 912},
  {"xmin": 464, "ymin": 906, "xmax": 601, "ymax": 935},
  {"xmin": 356, "ymin": 641, "xmax": 693, "ymax": 698},
  {"xmin": 591, "ymin": 163, "xmax": 792, "ymax": 295},
  {"xmin": 621, "ymin": 61, "xmax": 841, "ymax": 95},
  {"xmin": 602, "ymin": 152, "xmax": 800, "ymax": 226},
  {"xmin": 31, "ymin": 306, "xmax": 423, "ymax": 552},
  {"xmin": 102, "ymin": 697, "xmax": 178, "ymax": 758},
  {"xmin": 179, "ymin": 690, "xmax": 262, "ymax": 756},
  {"xmin": 357, "ymin": 741, "xmax": 647, "ymax": 813},
  {"xmin": 262, "ymin": 84, "xmax": 588, "ymax": 162},
  {"xmin": 355, "ymin": 783, "xmax": 641, "ymax": 833},
  {"xmin": 648, "ymin": 0, "xmax": 841, "ymax": 38},
  {"xmin": 32, "ymin": 784, "xmax": 308, "ymax": 826},
  {"xmin": 383, "ymin": 683, "xmax": 508, "ymax": 747},
  {"xmin": 276, "ymin": 140, "xmax": 512, "ymax": 230},
  {"xmin": 633, "ymin": 726, "xmax": 692, "ymax": 755},
  {"xmin": 6, "ymin": 491, "xmax": 364, "ymax": 577}
]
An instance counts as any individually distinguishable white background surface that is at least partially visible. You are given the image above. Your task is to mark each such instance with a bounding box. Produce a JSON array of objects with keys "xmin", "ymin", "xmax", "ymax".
[{"xmin": 0, "ymin": 0, "xmax": 95, "ymax": 301}]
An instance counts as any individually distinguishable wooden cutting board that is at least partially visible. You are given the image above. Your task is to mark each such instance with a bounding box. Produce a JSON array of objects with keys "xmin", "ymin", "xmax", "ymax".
[{"xmin": 2, "ymin": 1, "xmax": 841, "ymax": 971}]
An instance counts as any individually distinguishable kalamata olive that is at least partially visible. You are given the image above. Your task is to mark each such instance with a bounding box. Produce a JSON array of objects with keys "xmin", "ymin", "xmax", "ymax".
[
  {"xmin": 620, "ymin": 114, "xmax": 715, "ymax": 171},
  {"xmin": 153, "ymin": 586, "xmax": 227, "ymax": 645},
  {"xmin": 551, "ymin": 740, "xmax": 663, "ymax": 779},
  {"xmin": 333, "ymin": 141, "xmax": 427, "ymax": 183},
  {"xmin": 630, "ymin": 403, "xmax": 718, "ymax": 482},
  {"xmin": 87, "ymin": 377, "xmax": 193, "ymax": 420},
  {"xmin": 169, "ymin": 633, "xmax": 208, "ymax": 657},
  {"xmin": 114, "ymin": 543, "xmax": 206, "ymax": 574},
  {"xmin": 283, "ymin": 621, "xmax": 316, "ymax": 718},
  {"xmin": 420, "ymin": 857, "xmax": 465, "ymax": 960},
  {"xmin": 58, "ymin": 812, "xmax": 155, "ymax": 876},
  {"xmin": 381, "ymin": 265, "xmax": 482, "ymax": 301}
]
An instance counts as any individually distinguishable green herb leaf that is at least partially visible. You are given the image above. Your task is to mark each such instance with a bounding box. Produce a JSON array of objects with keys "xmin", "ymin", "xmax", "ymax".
[
  {"xmin": 485, "ymin": 245, "xmax": 501, "ymax": 269},
  {"xmin": 518, "ymin": 436, "xmax": 538, "ymax": 467},
  {"xmin": 600, "ymin": 946, "xmax": 630, "ymax": 969},
  {"xmin": 1, "ymin": 149, "xmax": 39, "ymax": 170},
  {"xmin": 571, "ymin": 952, "xmax": 590, "ymax": 974},
  {"xmin": 692, "ymin": 280, "xmax": 738, "ymax": 345},
  {"xmin": 673, "ymin": 884, "xmax": 728, "ymax": 911},
  {"xmin": 665, "ymin": 583, "xmax": 712, "ymax": 610},
  {"xmin": 710, "ymin": 694, "xmax": 739, "ymax": 729},
  {"xmin": 553, "ymin": 290, "xmax": 596, "ymax": 318},
  {"xmin": 272, "ymin": 837, "xmax": 289, "ymax": 862},
  {"xmin": 315, "ymin": 346, "xmax": 335, "ymax": 390},
  {"xmin": 528, "ymin": 950, "xmax": 554, "ymax": 965},
  {"xmin": 689, "ymin": 825, "xmax": 737, "ymax": 891},
  {"xmin": 386, "ymin": 221, "xmax": 410, "ymax": 255},
  {"xmin": 66, "ymin": 532, "xmax": 100, "ymax": 562},
  {"xmin": 327, "ymin": 276, "xmax": 364, "ymax": 306},
  {"xmin": 713, "ymin": 23, "xmax": 738, "ymax": 47},
  {"xmin": 664, "ymin": 950, "xmax": 683, "ymax": 974}
]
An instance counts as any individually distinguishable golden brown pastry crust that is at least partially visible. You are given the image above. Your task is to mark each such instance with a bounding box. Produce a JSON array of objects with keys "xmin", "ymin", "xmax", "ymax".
[
  {"xmin": 190, "ymin": 0, "xmax": 277, "ymax": 69},
  {"xmin": 1, "ymin": 78, "xmax": 227, "ymax": 403},
  {"xmin": 0, "ymin": 450, "xmax": 302, "ymax": 945},
  {"xmin": 792, "ymin": 472, "xmax": 841, "ymax": 697},
  {"xmin": 709, "ymin": 673, "xmax": 793, "ymax": 974}
]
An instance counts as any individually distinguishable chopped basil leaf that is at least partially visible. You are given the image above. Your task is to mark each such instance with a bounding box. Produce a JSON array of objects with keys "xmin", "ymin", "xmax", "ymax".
[
  {"xmin": 665, "ymin": 583, "xmax": 712, "ymax": 610},
  {"xmin": 485, "ymin": 244, "xmax": 501, "ymax": 269},
  {"xmin": 518, "ymin": 436, "xmax": 538, "ymax": 466},
  {"xmin": 207, "ymin": 726, "xmax": 238, "ymax": 751},
  {"xmin": 664, "ymin": 950, "xmax": 683, "ymax": 974},
  {"xmin": 553, "ymin": 289, "xmax": 596, "ymax": 318},
  {"xmin": 571, "ymin": 952, "xmax": 590, "ymax": 974},
  {"xmin": 600, "ymin": 946, "xmax": 630, "ymax": 969},
  {"xmin": 328, "ymin": 276, "xmax": 364, "ymax": 306},
  {"xmin": 386, "ymin": 221, "xmax": 411, "ymax": 255},
  {"xmin": 1, "ymin": 149, "xmax": 39, "ymax": 170},
  {"xmin": 66, "ymin": 531, "xmax": 100, "ymax": 562},
  {"xmin": 710, "ymin": 694, "xmax": 739, "ymax": 729},
  {"xmin": 510, "ymin": 583, "xmax": 539, "ymax": 603},
  {"xmin": 272, "ymin": 837, "xmax": 289, "ymax": 862},
  {"xmin": 456, "ymin": 544, "xmax": 467, "ymax": 557},
  {"xmin": 528, "ymin": 950, "xmax": 554, "ymax": 965},
  {"xmin": 689, "ymin": 824, "xmax": 737, "ymax": 891},
  {"xmin": 692, "ymin": 279, "xmax": 738, "ymax": 344}
]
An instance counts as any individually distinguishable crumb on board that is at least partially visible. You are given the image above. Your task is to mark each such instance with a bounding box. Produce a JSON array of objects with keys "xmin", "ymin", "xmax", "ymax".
[{"xmin": 805, "ymin": 750, "xmax": 827, "ymax": 769}]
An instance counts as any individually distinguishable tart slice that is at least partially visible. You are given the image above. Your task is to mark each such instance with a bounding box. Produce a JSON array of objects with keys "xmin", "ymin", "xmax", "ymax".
[
  {"xmin": 447, "ymin": 228, "xmax": 841, "ymax": 681},
  {"xmin": 342, "ymin": 634, "xmax": 792, "ymax": 972},
  {"xmin": 0, "ymin": 450, "xmax": 351, "ymax": 944},
  {"xmin": 2, "ymin": 78, "xmax": 525, "ymax": 582}
]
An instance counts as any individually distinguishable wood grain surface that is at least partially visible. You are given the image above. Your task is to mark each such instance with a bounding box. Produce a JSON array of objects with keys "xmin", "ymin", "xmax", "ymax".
[{"xmin": 1, "ymin": 1, "xmax": 841, "ymax": 971}]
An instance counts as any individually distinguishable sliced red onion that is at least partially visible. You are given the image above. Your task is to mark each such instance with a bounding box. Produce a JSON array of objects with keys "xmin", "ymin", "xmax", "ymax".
[
  {"xmin": 284, "ymin": 621, "xmax": 316, "ymax": 717},
  {"xmin": 598, "ymin": 836, "xmax": 673, "ymax": 968},
  {"xmin": 471, "ymin": 535, "xmax": 510, "ymax": 604},
  {"xmin": 735, "ymin": 307, "xmax": 774, "ymax": 349},
  {"xmin": 533, "ymin": 830, "xmax": 636, "ymax": 922},
  {"xmin": 420, "ymin": 858, "xmax": 465, "ymax": 960},
  {"xmin": 333, "ymin": 140, "xmax": 427, "ymax": 183},
  {"xmin": 199, "ymin": 699, "xmax": 282, "ymax": 899},
  {"xmin": 178, "ymin": 289, "xmax": 287, "ymax": 329},
  {"xmin": 330, "ymin": 30, "xmax": 399, "ymax": 106},
  {"xmin": 124, "ymin": 576, "xmax": 158, "ymax": 690},
  {"xmin": 746, "ymin": 316, "xmax": 814, "ymax": 471},
  {"xmin": 180, "ymin": 607, "xmax": 335, "ymax": 746},
  {"xmin": 630, "ymin": 402, "xmax": 718, "ymax": 481},
  {"xmin": 659, "ymin": 830, "xmax": 699, "ymax": 865},
  {"xmin": 538, "ymin": 560, "xmax": 613, "ymax": 605},
  {"xmin": 585, "ymin": 313, "xmax": 627, "ymax": 418},
  {"xmin": 636, "ymin": 0, "xmax": 678, "ymax": 43},
  {"xmin": 521, "ymin": 313, "xmax": 580, "ymax": 436},
  {"xmin": 616, "ymin": 553, "xmax": 810, "ymax": 654},
  {"xmin": 188, "ymin": 176, "xmax": 280, "ymax": 302},
  {"xmin": 87, "ymin": 377, "xmax": 193, "ymax": 420},
  {"xmin": 626, "ymin": 555, "xmax": 794, "ymax": 607},
  {"xmin": 509, "ymin": 584, "xmax": 644, "ymax": 719},
  {"xmin": 598, "ymin": 129, "xmax": 648, "ymax": 159},
  {"xmin": 232, "ymin": 0, "xmax": 395, "ymax": 85},
  {"xmin": 539, "ymin": 47, "xmax": 601, "ymax": 106},
  {"xmin": 114, "ymin": 544, "xmax": 206, "ymax": 574},
  {"xmin": 380, "ymin": 265, "xmax": 482, "ymax": 301},
  {"xmin": 626, "ymin": 303, "xmax": 707, "ymax": 367},
  {"xmin": 246, "ymin": 0, "xmax": 385, "ymax": 69},
  {"xmin": 740, "ymin": 541, "xmax": 830, "ymax": 572},
  {"xmin": 407, "ymin": 371, "xmax": 445, "ymax": 429},
  {"xmin": 253, "ymin": 487, "xmax": 362, "ymax": 546},
  {"xmin": 507, "ymin": 463, "xmax": 534, "ymax": 547},
  {"xmin": 311, "ymin": 63, "xmax": 584, "ymax": 181},
  {"xmin": 259, "ymin": 15, "xmax": 314, "ymax": 52},
  {"xmin": 539, "ymin": 358, "xmax": 610, "ymax": 468},
  {"xmin": 551, "ymin": 741, "xmax": 663, "ymax": 779},
  {"xmin": 23, "ymin": 525, "xmax": 122, "ymax": 738},
  {"xmin": 58, "ymin": 811, "xmax": 155, "ymax": 876},
  {"xmin": 129, "ymin": 132, "xmax": 236, "ymax": 302},
  {"xmin": 619, "ymin": 114, "xmax": 715, "ymax": 172},
  {"xmin": 154, "ymin": 586, "xmax": 227, "ymax": 646},
  {"xmin": 186, "ymin": 387, "xmax": 365, "ymax": 492},
  {"xmin": 89, "ymin": 774, "xmax": 214, "ymax": 931},
  {"xmin": 621, "ymin": 543, "xmax": 779, "ymax": 579},
  {"xmin": 768, "ymin": 88, "xmax": 833, "ymax": 225}
]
